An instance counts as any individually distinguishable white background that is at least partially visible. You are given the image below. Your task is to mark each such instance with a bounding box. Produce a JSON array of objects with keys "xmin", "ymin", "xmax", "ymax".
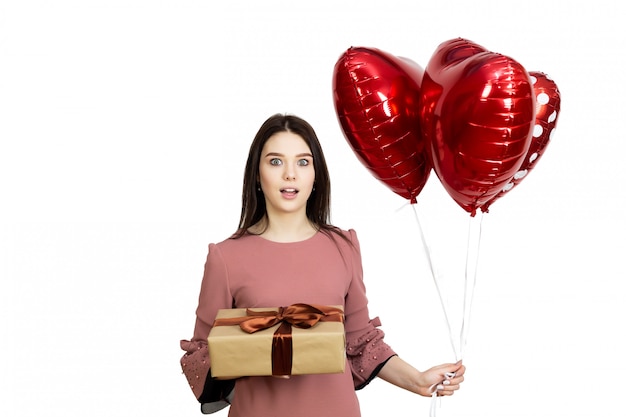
[{"xmin": 1, "ymin": 1, "xmax": 624, "ymax": 416}]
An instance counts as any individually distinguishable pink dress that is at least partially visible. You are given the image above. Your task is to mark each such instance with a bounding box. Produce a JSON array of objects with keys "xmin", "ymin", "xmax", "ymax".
[{"xmin": 180, "ymin": 229, "xmax": 396, "ymax": 417}]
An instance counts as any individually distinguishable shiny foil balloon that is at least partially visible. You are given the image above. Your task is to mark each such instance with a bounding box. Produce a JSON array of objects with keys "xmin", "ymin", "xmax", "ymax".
[
  {"xmin": 421, "ymin": 38, "xmax": 536, "ymax": 215},
  {"xmin": 333, "ymin": 47, "xmax": 431, "ymax": 203},
  {"xmin": 482, "ymin": 71, "xmax": 561, "ymax": 212}
]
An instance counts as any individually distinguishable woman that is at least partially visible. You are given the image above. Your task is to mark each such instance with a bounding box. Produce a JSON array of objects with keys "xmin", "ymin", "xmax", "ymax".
[{"xmin": 180, "ymin": 113, "xmax": 465, "ymax": 416}]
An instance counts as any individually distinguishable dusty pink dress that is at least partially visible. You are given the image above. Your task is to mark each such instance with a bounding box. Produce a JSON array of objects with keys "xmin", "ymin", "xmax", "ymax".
[{"xmin": 180, "ymin": 229, "xmax": 396, "ymax": 417}]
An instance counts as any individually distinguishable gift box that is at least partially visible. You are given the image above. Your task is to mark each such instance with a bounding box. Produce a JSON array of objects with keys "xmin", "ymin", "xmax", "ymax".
[{"xmin": 207, "ymin": 303, "xmax": 346, "ymax": 379}]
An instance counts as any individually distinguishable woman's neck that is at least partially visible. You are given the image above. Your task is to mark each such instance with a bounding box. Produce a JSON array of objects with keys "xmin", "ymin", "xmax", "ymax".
[{"xmin": 251, "ymin": 215, "xmax": 318, "ymax": 243}]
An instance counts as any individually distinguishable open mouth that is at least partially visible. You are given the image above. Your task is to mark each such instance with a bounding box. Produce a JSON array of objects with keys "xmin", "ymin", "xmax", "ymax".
[{"xmin": 280, "ymin": 188, "xmax": 299, "ymax": 194}]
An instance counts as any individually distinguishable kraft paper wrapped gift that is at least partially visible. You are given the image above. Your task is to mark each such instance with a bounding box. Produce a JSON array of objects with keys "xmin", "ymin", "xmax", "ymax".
[{"xmin": 207, "ymin": 304, "xmax": 346, "ymax": 379}]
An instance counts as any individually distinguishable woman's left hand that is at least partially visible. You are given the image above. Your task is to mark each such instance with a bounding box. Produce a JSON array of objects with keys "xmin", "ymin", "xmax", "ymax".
[
  {"xmin": 419, "ymin": 361, "xmax": 465, "ymax": 397},
  {"xmin": 378, "ymin": 356, "xmax": 466, "ymax": 397}
]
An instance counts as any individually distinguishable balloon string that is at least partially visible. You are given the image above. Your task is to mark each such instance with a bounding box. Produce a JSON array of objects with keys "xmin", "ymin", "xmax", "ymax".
[
  {"xmin": 410, "ymin": 204, "xmax": 459, "ymax": 361},
  {"xmin": 460, "ymin": 211, "xmax": 483, "ymax": 358},
  {"xmin": 406, "ymin": 203, "xmax": 453, "ymax": 417},
  {"xmin": 430, "ymin": 391, "xmax": 440, "ymax": 417},
  {"xmin": 428, "ymin": 371, "xmax": 457, "ymax": 417},
  {"xmin": 409, "ymin": 204, "xmax": 483, "ymax": 417}
]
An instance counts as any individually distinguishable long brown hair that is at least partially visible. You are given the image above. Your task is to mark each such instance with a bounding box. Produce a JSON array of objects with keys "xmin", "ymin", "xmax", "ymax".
[{"xmin": 232, "ymin": 113, "xmax": 346, "ymax": 242}]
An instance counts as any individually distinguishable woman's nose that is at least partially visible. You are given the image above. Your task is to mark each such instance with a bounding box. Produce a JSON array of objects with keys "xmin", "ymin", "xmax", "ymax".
[{"xmin": 284, "ymin": 166, "xmax": 295, "ymax": 180}]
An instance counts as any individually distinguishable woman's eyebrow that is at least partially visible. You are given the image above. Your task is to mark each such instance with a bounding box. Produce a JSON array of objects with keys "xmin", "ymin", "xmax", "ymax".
[{"xmin": 264, "ymin": 152, "xmax": 313, "ymax": 158}]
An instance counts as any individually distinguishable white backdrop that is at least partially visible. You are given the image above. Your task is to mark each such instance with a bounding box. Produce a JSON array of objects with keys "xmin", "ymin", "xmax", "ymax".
[{"xmin": 1, "ymin": 1, "xmax": 624, "ymax": 416}]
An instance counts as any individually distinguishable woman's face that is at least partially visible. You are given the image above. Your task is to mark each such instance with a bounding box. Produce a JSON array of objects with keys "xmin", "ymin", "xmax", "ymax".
[{"xmin": 258, "ymin": 131, "xmax": 315, "ymax": 219}]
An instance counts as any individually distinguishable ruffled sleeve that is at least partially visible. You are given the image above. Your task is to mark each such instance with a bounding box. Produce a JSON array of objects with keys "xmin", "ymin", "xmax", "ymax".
[
  {"xmin": 180, "ymin": 339, "xmax": 211, "ymax": 401},
  {"xmin": 180, "ymin": 243, "xmax": 235, "ymax": 413},
  {"xmin": 342, "ymin": 230, "xmax": 397, "ymax": 389}
]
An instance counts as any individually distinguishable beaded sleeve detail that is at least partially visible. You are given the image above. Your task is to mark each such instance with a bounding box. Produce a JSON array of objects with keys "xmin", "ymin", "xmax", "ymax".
[
  {"xmin": 180, "ymin": 339, "xmax": 210, "ymax": 400},
  {"xmin": 346, "ymin": 317, "xmax": 397, "ymax": 390}
]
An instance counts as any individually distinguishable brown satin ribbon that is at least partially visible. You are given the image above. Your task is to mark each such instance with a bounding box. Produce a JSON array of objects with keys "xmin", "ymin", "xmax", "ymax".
[{"xmin": 212, "ymin": 303, "xmax": 344, "ymax": 376}]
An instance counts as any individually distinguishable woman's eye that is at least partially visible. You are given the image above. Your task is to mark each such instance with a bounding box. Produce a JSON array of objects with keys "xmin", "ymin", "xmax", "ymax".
[
  {"xmin": 269, "ymin": 158, "xmax": 282, "ymax": 166},
  {"xmin": 297, "ymin": 159, "xmax": 310, "ymax": 166}
]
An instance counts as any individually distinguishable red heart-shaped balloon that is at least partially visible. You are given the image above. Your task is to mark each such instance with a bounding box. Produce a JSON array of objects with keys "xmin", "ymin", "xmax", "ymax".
[
  {"xmin": 482, "ymin": 71, "xmax": 561, "ymax": 211},
  {"xmin": 333, "ymin": 46, "xmax": 431, "ymax": 203},
  {"xmin": 421, "ymin": 38, "xmax": 536, "ymax": 215}
]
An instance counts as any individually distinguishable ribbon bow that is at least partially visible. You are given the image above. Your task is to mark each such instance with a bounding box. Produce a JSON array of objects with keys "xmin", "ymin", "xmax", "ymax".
[
  {"xmin": 213, "ymin": 303, "xmax": 344, "ymax": 376},
  {"xmin": 240, "ymin": 303, "xmax": 343, "ymax": 333}
]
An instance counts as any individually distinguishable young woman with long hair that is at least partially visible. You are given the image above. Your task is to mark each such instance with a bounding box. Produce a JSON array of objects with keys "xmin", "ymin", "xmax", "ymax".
[{"xmin": 180, "ymin": 113, "xmax": 465, "ymax": 417}]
